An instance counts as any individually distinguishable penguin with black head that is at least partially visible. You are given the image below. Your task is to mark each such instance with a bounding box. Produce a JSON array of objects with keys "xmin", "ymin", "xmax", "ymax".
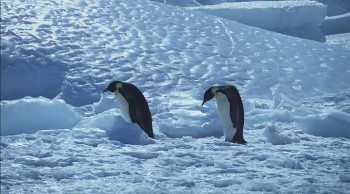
[
  {"xmin": 202, "ymin": 85, "xmax": 246, "ymax": 144},
  {"xmin": 103, "ymin": 81, "xmax": 154, "ymax": 138}
]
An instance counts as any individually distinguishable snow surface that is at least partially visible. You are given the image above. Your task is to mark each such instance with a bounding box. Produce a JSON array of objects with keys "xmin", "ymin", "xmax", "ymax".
[
  {"xmin": 154, "ymin": 0, "xmax": 350, "ymax": 49},
  {"xmin": 187, "ymin": 1, "xmax": 327, "ymax": 41},
  {"xmin": 326, "ymin": 32, "xmax": 350, "ymax": 50},
  {"xmin": 316, "ymin": 0, "xmax": 350, "ymax": 16},
  {"xmin": 321, "ymin": 13, "xmax": 350, "ymax": 35},
  {"xmin": 1, "ymin": 0, "xmax": 350, "ymax": 193}
]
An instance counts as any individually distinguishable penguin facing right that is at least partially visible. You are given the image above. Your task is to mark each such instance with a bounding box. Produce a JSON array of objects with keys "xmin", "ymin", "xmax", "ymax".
[
  {"xmin": 103, "ymin": 81, "xmax": 154, "ymax": 138},
  {"xmin": 202, "ymin": 85, "xmax": 247, "ymax": 144}
]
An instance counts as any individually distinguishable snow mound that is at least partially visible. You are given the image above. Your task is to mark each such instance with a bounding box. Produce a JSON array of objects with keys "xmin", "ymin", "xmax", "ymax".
[
  {"xmin": 77, "ymin": 112, "xmax": 154, "ymax": 145},
  {"xmin": 0, "ymin": 46, "xmax": 67, "ymax": 100},
  {"xmin": 264, "ymin": 122, "xmax": 300, "ymax": 145},
  {"xmin": 151, "ymin": 0, "xmax": 201, "ymax": 6},
  {"xmin": 187, "ymin": 1, "xmax": 327, "ymax": 41},
  {"xmin": 340, "ymin": 174, "xmax": 350, "ymax": 183},
  {"xmin": 93, "ymin": 94, "xmax": 119, "ymax": 114},
  {"xmin": 325, "ymin": 32, "xmax": 350, "ymax": 50},
  {"xmin": 295, "ymin": 111, "xmax": 350, "ymax": 138},
  {"xmin": 321, "ymin": 13, "xmax": 350, "ymax": 35},
  {"xmin": 77, "ymin": 95, "xmax": 154, "ymax": 145},
  {"xmin": 103, "ymin": 116, "xmax": 154, "ymax": 145},
  {"xmin": 157, "ymin": 90, "xmax": 223, "ymax": 138},
  {"xmin": 1, "ymin": 0, "xmax": 350, "ymax": 193},
  {"xmin": 317, "ymin": 0, "xmax": 350, "ymax": 16},
  {"xmin": 1, "ymin": 97, "xmax": 82, "ymax": 135}
]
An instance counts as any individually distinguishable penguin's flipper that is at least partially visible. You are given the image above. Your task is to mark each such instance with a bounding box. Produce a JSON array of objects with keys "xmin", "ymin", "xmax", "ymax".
[
  {"xmin": 129, "ymin": 103, "xmax": 154, "ymax": 138},
  {"xmin": 136, "ymin": 106, "xmax": 154, "ymax": 138}
]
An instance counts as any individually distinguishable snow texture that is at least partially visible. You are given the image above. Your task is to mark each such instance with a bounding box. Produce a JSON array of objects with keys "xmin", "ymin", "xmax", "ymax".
[
  {"xmin": 316, "ymin": 0, "xmax": 350, "ymax": 16},
  {"xmin": 1, "ymin": 0, "xmax": 350, "ymax": 193},
  {"xmin": 326, "ymin": 32, "xmax": 350, "ymax": 50},
  {"xmin": 321, "ymin": 13, "xmax": 350, "ymax": 35},
  {"xmin": 187, "ymin": 1, "xmax": 327, "ymax": 41},
  {"xmin": 1, "ymin": 97, "xmax": 82, "ymax": 136},
  {"xmin": 154, "ymin": 0, "xmax": 350, "ymax": 48}
]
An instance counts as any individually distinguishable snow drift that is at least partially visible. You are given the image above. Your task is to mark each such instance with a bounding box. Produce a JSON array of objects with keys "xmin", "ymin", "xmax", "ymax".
[
  {"xmin": 321, "ymin": 13, "xmax": 350, "ymax": 35},
  {"xmin": 295, "ymin": 111, "xmax": 350, "ymax": 138},
  {"xmin": 187, "ymin": 1, "xmax": 327, "ymax": 41},
  {"xmin": 1, "ymin": 97, "xmax": 81, "ymax": 135}
]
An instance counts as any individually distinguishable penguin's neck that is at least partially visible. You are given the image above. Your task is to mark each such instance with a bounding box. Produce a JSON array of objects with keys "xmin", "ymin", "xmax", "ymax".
[
  {"xmin": 114, "ymin": 91, "xmax": 132, "ymax": 123},
  {"xmin": 215, "ymin": 92, "xmax": 236, "ymax": 141}
]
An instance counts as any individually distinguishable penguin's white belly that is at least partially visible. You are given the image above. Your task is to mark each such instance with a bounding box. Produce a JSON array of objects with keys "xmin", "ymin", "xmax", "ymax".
[
  {"xmin": 215, "ymin": 93, "xmax": 236, "ymax": 141},
  {"xmin": 115, "ymin": 92, "xmax": 132, "ymax": 123}
]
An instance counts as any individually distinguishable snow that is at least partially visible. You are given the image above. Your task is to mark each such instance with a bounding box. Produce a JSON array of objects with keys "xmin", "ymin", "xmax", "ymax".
[
  {"xmin": 1, "ymin": 97, "xmax": 81, "ymax": 136},
  {"xmin": 321, "ymin": 13, "xmax": 350, "ymax": 35},
  {"xmin": 187, "ymin": 1, "xmax": 327, "ymax": 41},
  {"xmin": 326, "ymin": 32, "xmax": 350, "ymax": 50},
  {"xmin": 1, "ymin": 0, "xmax": 350, "ymax": 193},
  {"xmin": 76, "ymin": 107, "xmax": 154, "ymax": 145},
  {"xmin": 295, "ymin": 111, "xmax": 350, "ymax": 138},
  {"xmin": 316, "ymin": 0, "xmax": 350, "ymax": 16},
  {"xmin": 155, "ymin": 0, "xmax": 350, "ymax": 49}
]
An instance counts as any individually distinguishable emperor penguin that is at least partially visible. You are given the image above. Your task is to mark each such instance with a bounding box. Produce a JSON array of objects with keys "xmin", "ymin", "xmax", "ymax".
[
  {"xmin": 103, "ymin": 81, "xmax": 154, "ymax": 138},
  {"xmin": 202, "ymin": 85, "xmax": 246, "ymax": 144}
]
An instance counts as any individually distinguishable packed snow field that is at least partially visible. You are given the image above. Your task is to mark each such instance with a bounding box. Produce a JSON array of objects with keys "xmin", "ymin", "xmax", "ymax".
[
  {"xmin": 1, "ymin": 0, "xmax": 350, "ymax": 193},
  {"xmin": 187, "ymin": 1, "xmax": 328, "ymax": 41},
  {"xmin": 153, "ymin": 0, "xmax": 350, "ymax": 49}
]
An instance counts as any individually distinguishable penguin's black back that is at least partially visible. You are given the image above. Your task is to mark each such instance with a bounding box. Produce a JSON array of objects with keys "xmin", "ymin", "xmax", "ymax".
[
  {"xmin": 218, "ymin": 85, "xmax": 246, "ymax": 144},
  {"xmin": 119, "ymin": 82, "xmax": 154, "ymax": 138}
]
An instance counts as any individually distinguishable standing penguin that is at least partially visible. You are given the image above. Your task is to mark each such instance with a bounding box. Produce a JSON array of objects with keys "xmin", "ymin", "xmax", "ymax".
[
  {"xmin": 202, "ymin": 85, "xmax": 246, "ymax": 144},
  {"xmin": 103, "ymin": 81, "xmax": 154, "ymax": 138}
]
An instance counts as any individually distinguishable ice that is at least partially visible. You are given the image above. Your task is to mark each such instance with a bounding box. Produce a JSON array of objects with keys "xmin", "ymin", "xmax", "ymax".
[
  {"xmin": 295, "ymin": 111, "xmax": 350, "ymax": 138},
  {"xmin": 264, "ymin": 122, "xmax": 299, "ymax": 145},
  {"xmin": 326, "ymin": 32, "xmax": 350, "ymax": 50},
  {"xmin": 317, "ymin": 0, "xmax": 350, "ymax": 16},
  {"xmin": 187, "ymin": 1, "xmax": 327, "ymax": 41},
  {"xmin": 340, "ymin": 174, "xmax": 350, "ymax": 183},
  {"xmin": 76, "ymin": 109, "xmax": 154, "ymax": 145},
  {"xmin": 1, "ymin": 0, "xmax": 350, "ymax": 193},
  {"xmin": 93, "ymin": 94, "xmax": 119, "ymax": 114},
  {"xmin": 156, "ymin": 0, "xmax": 350, "ymax": 48},
  {"xmin": 105, "ymin": 116, "xmax": 155, "ymax": 145},
  {"xmin": 157, "ymin": 91, "xmax": 223, "ymax": 138},
  {"xmin": 0, "ymin": 97, "xmax": 81, "ymax": 135},
  {"xmin": 321, "ymin": 13, "xmax": 350, "ymax": 35}
]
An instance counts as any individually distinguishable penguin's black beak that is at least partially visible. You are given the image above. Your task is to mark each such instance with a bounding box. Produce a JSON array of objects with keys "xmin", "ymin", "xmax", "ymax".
[
  {"xmin": 102, "ymin": 87, "xmax": 112, "ymax": 93},
  {"xmin": 202, "ymin": 87, "xmax": 214, "ymax": 106},
  {"xmin": 202, "ymin": 99, "xmax": 208, "ymax": 106}
]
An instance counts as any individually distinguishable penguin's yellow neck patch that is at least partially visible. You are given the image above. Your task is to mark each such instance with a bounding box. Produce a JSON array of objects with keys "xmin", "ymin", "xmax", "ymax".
[
  {"xmin": 211, "ymin": 87, "xmax": 219, "ymax": 95},
  {"xmin": 115, "ymin": 83, "xmax": 123, "ymax": 90}
]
